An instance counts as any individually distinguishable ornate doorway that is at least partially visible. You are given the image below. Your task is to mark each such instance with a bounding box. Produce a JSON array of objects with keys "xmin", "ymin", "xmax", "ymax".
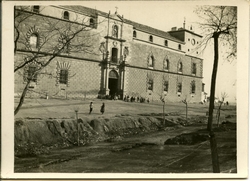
[{"xmin": 108, "ymin": 70, "xmax": 118, "ymax": 99}]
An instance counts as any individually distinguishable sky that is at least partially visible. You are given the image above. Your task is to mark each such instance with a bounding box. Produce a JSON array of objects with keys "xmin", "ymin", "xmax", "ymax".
[{"xmin": 77, "ymin": 1, "xmax": 237, "ymax": 102}]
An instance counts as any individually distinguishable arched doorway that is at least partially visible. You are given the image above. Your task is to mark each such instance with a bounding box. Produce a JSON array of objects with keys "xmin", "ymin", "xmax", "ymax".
[{"xmin": 109, "ymin": 70, "xmax": 118, "ymax": 99}]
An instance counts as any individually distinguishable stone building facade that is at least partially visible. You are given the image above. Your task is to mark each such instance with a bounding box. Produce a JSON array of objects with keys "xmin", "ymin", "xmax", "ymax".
[{"xmin": 14, "ymin": 5, "xmax": 205, "ymax": 103}]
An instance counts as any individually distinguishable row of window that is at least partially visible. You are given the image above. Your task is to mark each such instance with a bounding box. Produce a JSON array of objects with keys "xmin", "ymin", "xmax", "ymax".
[
  {"xmin": 32, "ymin": 6, "xmax": 96, "ymax": 28},
  {"xmin": 27, "ymin": 66, "xmax": 68, "ymax": 84},
  {"xmin": 148, "ymin": 55, "xmax": 197, "ymax": 75},
  {"xmin": 133, "ymin": 30, "xmax": 182, "ymax": 50},
  {"xmin": 147, "ymin": 79, "xmax": 196, "ymax": 94}
]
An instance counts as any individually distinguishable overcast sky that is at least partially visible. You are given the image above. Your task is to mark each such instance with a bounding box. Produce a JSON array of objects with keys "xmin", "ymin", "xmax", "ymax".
[{"xmin": 78, "ymin": 1, "xmax": 236, "ymax": 102}]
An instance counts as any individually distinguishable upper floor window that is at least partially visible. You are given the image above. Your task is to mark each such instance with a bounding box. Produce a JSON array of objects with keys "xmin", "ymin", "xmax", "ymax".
[
  {"xmin": 133, "ymin": 30, "xmax": 137, "ymax": 38},
  {"xmin": 148, "ymin": 78, "xmax": 154, "ymax": 91},
  {"xmin": 164, "ymin": 40, "xmax": 168, "ymax": 47},
  {"xmin": 148, "ymin": 55, "xmax": 154, "ymax": 68},
  {"xmin": 112, "ymin": 25, "xmax": 118, "ymax": 38},
  {"xmin": 164, "ymin": 58, "xmax": 169, "ymax": 71},
  {"xmin": 63, "ymin": 11, "xmax": 69, "ymax": 20},
  {"xmin": 28, "ymin": 66, "xmax": 37, "ymax": 82},
  {"xmin": 111, "ymin": 48, "xmax": 118, "ymax": 63},
  {"xmin": 178, "ymin": 62, "xmax": 183, "ymax": 73},
  {"xmin": 192, "ymin": 63, "xmax": 197, "ymax": 75},
  {"xmin": 30, "ymin": 33, "xmax": 39, "ymax": 49},
  {"xmin": 59, "ymin": 69, "xmax": 68, "ymax": 84},
  {"xmin": 90, "ymin": 18, "xmax": 95, "ymax": 27},
  {"xmin": 33, "ymin": 6, "xmax": 40, "ymax": 13},
  {"xmin": 149, "ymin": 35, "xmax": 153, "ymax": 42},
  {"xmin": 178, "ymin": 44, "xmax": 182, "ymax": 50}
]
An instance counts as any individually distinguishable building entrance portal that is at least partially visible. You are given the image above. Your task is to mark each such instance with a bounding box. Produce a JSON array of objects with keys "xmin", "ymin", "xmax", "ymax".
[{"xmin": 108, "ymin": 70, "xmax": 119, "ymax": 99}]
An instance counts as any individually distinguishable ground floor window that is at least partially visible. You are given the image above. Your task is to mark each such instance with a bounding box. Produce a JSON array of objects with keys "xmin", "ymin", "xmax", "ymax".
[
  {"xmin": 164, "ymin": 81, "xmax": 169, "ymax": 92},
  {"xmin": 148, "ymin": 79, "xmax": 153, "ymax": 91},
  {"xmin": 59, "ymin": 69, "xmax": 68, "ymax": 84},
  {"xmin": 177, "ymin": 82, "xmax": 182, "ymax": 93},
  {"xmin": 27, "ymin": 66, "xmax": 37, "ymax": 82}
]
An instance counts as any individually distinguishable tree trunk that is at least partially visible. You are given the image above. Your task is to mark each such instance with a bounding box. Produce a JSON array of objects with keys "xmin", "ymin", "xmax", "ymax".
[
  {"xmin": 14, "ymin": 79, "xmax": 31, "ymax": 115},
  {"xmin": 207, "ymin": 33, "xmax": 220, "ymax": 173}
]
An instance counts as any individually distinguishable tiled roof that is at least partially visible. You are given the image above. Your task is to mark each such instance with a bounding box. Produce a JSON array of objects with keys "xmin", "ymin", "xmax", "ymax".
[{"xmin": 59, "ymin": 5, "xmax": 184, "ymax": 43}]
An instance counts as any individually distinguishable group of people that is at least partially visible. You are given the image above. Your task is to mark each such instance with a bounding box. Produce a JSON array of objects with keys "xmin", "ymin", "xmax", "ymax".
[
  {"xmin": 123, "ymin": 95, "xmax": 150, "ymax": 103},
  {"xmin": 89, "ymin": 102, "xmax": 105, "ymax": 114}
]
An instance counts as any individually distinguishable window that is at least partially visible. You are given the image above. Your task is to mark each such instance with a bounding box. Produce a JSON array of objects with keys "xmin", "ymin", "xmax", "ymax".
[
  {"xmin": 178, "ymin": 62, "xmax": 183, "ymax": 73},
  {"xmin": 149, "ymin": 35, "xmax": 153, "ymax": 42},
  {"xmin": 30, "ymin": 33, "xmax": 39, "ymax": 48},
  {"xmin": 164, "ymin": 81, "xmax": 169, "ymax": 92},
  {"xmin": 59, "ymin": 69, "xmax": 68, "ymax": 84},
  {"xmin": 177, "ymin": 82, "xmax": 182, "ymax": 93},
  {"xmin": 191, "ymin": 81, "xmax": 196, "ymax": 94},
  {"xmin": 28, "ymin": 66, "xmax": 37, "ymax": 82},
  {"xmin": 164, "ymin": 59, "xmax": 169, "ymax": 71},
  {"xmin": 148, "ymin": 56, "xmax": 154, "ymax": 68},
  {"xmin": 59, "ymin": 34, "xmax": 70, "ymax": 54},
  {"xmin": 111, "ymin": 48, "xmax": 118, "ymax": 63},
  {"xmin": 164, "ymin": 40, "xmax": 168, "ymax": 47},
  {"xmin": 202, "ymin": 83, "xmax": 205, "ymax": 92},
  {"xmin": 33, "ymin": 6, "xmax": 40, "ymax": 13},
  {"xmin": 148, "ymin": 79, "xmax": 153, "ymax": 91},
  {"xmin": 133, "ymin": 30, "xmax": 137, "ymax": 38},
  {"xmin": 178, "ymin": 44, "xmax": 181, "ymax": 50},
  {"xmin": 112, "ymin": 25, "xmax": 118, "ymax": 38},
  {"xmin": 192, "ymin": 63, "xmax": 197, "ymax": 75},
  {"xmin": 63, "ymin": 11, "xmax": 69, "ymax": 20},
  {"xmin": 90, "ymin": 18, "xmax": 95, "ymax": 27}
]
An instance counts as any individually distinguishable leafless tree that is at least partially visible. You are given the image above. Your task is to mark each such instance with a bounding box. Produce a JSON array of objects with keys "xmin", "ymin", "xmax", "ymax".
[
  {"xmin": 14, "ymin": 6, "xmax": 101, "ymax": 115},
  {"xmin": 195, "ymin": 6, "xmax": 237, "ymax": 173},
  {"xmin": 216, "ymin": 92, "xmax": 228, "ymax": 127}
]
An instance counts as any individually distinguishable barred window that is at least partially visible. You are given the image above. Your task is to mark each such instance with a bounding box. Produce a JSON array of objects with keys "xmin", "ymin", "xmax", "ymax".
[
  {"xmin": 191, "ymin": 81, "xmax": 196, "ymax": 94},
  {"xmin": 164, "ymin": 81, "xmax": 169, "ymax": 92},
  {"xmin": 177, "ymin": 82, "xmax": 182, "ymax": 93},
  {"xmin": 59, "ymin": 69, "xmax": 68, "ymax": 84},
  {"xmin": 148, "ymin": 79, "xmax": 153, "ymax": 91},
  {"xmin": 28, "ymin": 66, "xmax": 37, "ymax": 82}
]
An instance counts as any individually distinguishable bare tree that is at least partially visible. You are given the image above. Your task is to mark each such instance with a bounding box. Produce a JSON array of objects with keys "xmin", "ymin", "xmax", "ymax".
[
  {"xmin": 14, "ymin": 6, "xmax": 101, "ymax": 115},
  {"xmin": 216, "ymin": 92, "xmax": 228, "ymax": 127},
  {"xmin": 195, "ymin": 6, "xmax": 237, "ymax": 173}
]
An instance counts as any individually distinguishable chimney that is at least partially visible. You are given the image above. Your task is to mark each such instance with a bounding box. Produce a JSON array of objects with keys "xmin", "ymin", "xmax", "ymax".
[{"xmin": 171, "ymin": 27, "xmax": 177, "ymax": 31}]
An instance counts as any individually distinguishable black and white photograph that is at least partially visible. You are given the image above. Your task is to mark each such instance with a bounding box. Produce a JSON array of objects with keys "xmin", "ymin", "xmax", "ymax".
[{"xmin": 1, "ymin": 0, "xmax": 249, "ymax": 179}]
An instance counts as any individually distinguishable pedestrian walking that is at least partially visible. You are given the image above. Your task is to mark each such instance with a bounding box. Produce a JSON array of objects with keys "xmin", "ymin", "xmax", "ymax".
[
  {"xmin": 89, "ymin": 102, "xmax": 93, "ymax": 114},
  {"xmin": 100, "ymin": 102, "xmax": 105, "ymax": 114}
]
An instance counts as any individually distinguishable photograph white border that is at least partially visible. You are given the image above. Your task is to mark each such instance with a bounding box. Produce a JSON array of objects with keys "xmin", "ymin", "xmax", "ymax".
[{"xmin": 1, "ymin": 0, "xmax": 249, "ymax": 179}]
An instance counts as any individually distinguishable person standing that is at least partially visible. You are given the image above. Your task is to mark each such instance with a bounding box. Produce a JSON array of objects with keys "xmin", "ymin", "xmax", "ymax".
[
  {"xmin": 100, "ymin": 102, "xmax": 105, "ymax": 114},
  {"xmin": 89, "ymin": 102, "xmax": 93, "ymax": 114}
]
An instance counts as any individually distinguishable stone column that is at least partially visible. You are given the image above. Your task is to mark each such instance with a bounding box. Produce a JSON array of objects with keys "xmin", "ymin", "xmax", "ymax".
[{"xmin": 105, "ymin": 51, "xmax": 110, "ymax": 95}]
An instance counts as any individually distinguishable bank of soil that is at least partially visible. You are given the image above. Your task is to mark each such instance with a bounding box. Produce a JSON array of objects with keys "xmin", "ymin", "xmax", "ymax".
[{"xmin": 14, "ymin": 111, "xmax": 236, "ymax": 173}]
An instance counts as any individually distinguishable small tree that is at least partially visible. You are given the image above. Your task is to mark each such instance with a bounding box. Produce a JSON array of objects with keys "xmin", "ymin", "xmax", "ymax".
[
  {"xmin": 216, "ymin": 92, "xmax": 228, "ymax": 127},
  {"xmin": 182, "ymin": 97, "xmax": 188, "ymax": 122},
  {"xmin": 14, "ymin": 6, "xmax": 101, "ymax": 115}
]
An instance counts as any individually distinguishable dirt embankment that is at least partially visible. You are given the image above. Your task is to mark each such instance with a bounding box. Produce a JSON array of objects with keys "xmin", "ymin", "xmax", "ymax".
[{"xmin": 15, "ymin": 114, "xmax": 168, "ymax": 156}]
